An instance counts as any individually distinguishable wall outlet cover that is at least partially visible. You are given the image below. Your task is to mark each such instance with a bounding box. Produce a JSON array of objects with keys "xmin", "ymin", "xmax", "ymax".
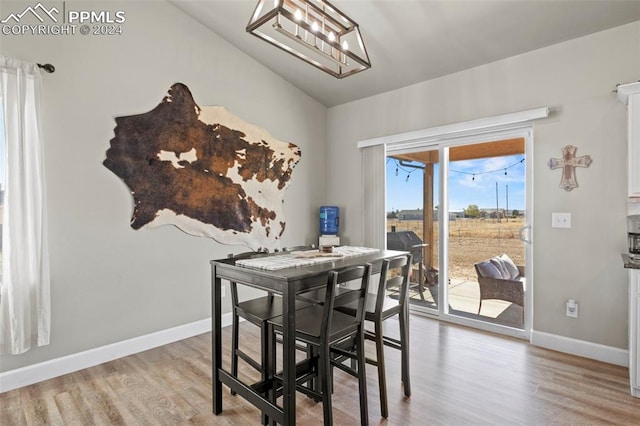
[{"xmin": 552, "ymin": 212, "xmax": 572, "ymax": 228}]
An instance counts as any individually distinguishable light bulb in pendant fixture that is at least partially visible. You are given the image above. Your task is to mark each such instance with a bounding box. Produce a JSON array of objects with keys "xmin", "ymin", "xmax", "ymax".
[
  {"xmin": 342, "ymin": 40, "xmax": 349, "ymax": 51},
  {"xmin": 311, "ymin": 21, "xmax": 319, "ymax": 32},
  {"xmin": 328, "ymin": 31, "xmax": 335, "ymax": 42},
  {"xmin": 294, "ymin": 9, "xmax": 302, "ymax": 21}
]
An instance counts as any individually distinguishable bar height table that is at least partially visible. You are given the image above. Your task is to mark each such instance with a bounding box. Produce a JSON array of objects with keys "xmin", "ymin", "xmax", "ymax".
[{"xmin": 211, "ymin": 248, "xmax": 407, "ymax": 425}]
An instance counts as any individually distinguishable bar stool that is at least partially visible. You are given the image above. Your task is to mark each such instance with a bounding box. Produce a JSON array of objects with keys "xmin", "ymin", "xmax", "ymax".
[
  {"xmin": 336, "ymin": 254, "xmax": 413, "ymax": 418},
  {"xmin": 228, "ymin": 248, "xmax": 314, "ymax": 395},
  {"xmin": 267, "ymin": 264, "xmax": 372, "ymax": 426},
  {"xmin": 228, "ymin": 251, "xmax": 272, "ymax": 394}
]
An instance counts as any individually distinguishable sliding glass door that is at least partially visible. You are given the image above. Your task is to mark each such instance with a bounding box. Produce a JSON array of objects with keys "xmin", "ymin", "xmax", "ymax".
[
  {"xmin": 444, "ymin": 140, "xmax": 526, "ymax": 329},
  {"xmin": 386, "ymin": 132, "xmax": 531, "ymax": 337},
  {"xmin": 386, "ymin": 148, "xmax": 439, "ymax": 312}
]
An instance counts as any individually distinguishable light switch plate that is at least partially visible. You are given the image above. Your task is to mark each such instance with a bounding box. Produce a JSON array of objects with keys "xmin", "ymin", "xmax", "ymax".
[{"xmin": 552, "ymin": 212, "xmax": 572, "ymax": 228}]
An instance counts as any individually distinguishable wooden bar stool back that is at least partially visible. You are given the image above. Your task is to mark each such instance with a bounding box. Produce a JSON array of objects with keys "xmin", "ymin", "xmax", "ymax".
[
  {"xmin": 228, "ymin": 251, "xmax": 280, "ymax": 395},
  {"xmin": 337, "ymin": 253, "xmax": 413, "ymax": 418},
  {"xmin": 267, "ymin": 264, "xmax": 372, "ymax": 426}
]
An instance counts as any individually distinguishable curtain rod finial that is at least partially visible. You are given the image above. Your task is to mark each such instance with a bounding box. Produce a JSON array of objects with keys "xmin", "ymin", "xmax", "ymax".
[{"xmin": 37, "ymin": 63, "xmax": 55, "ymax": 73}]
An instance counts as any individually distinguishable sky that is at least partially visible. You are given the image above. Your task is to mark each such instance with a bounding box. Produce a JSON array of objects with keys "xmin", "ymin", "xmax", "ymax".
[{"xmin": 386, "ymin": 154, "xmax": 526, "ymax": 213}]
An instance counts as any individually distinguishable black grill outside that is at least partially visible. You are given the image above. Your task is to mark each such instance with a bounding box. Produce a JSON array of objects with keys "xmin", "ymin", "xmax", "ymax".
[{"xmin": 386, "ymin": 231, "xmax": 424, "ymax": 264}]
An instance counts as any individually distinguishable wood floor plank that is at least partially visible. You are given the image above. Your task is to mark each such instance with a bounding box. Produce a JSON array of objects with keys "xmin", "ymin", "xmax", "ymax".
[
  {"xmin": 0, "ymin": 392, "xmax": 28, "ymax": 425},
  {"xmin": 72, "ymin": 368, "xmax": 132, "ymax": 425},
  {"xmin": 53, "ymin": 388, "xmax": 93, "ymax": 425},
  {"xmin": 2, "ymin": 315, "xmax": 640, "ymax": 425},
  {"xmin": 103, "ymin": 359, "xmax": 169, "ymax": 426},
  {"xmin": 19, "ymin": 383, "xmax": 58, "ymax": 425}
]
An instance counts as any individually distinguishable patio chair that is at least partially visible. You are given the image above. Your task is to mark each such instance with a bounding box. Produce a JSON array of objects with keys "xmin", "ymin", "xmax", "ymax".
[{"xmin": 474, "ymin": 254, "xmax": 524, "ymax": 320}]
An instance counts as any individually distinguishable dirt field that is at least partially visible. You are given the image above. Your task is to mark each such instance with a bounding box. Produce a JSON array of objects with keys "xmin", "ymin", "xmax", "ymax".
[{"xmin": 387, "ymin": 217, "xmax": 525, "ymax": 280}]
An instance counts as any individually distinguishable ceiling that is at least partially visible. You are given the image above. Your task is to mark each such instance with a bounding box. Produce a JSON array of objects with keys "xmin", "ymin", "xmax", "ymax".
[{"xmin": 170, "ymin": 0, "xmax": 640, "ymax": 108}]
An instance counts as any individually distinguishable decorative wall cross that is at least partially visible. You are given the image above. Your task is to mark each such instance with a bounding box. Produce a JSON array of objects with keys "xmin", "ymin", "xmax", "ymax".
[{"xmin": 547, "ymin": 145, "xmax": 592, "ymax": 192}]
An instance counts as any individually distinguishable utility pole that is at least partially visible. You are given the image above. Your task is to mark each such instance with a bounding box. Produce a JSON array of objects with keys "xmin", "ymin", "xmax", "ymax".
[
  {"xmin": 495, "ymin": 181, "xmax": 500, "ymax": 223},
  {"xmin": 506, "ymin": 184, "xmax": 509, "ymax": 222}
]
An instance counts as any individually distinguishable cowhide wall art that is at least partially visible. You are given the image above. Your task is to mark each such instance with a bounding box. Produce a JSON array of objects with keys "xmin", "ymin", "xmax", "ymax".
[{"xmin": 103, "ymin": 83, "xmax": 301, "ymax": 251}]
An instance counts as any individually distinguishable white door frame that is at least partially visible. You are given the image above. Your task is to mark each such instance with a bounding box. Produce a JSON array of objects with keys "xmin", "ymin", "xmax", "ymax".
[{"xmin": 360, "ymin": 107, "xmax": 548, "ymax": 341}]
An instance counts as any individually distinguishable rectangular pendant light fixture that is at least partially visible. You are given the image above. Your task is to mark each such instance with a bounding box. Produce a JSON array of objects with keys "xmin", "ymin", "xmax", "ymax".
[{"xmin": 246, "ymin": 0, "xmax": 371, "ymax": 79}]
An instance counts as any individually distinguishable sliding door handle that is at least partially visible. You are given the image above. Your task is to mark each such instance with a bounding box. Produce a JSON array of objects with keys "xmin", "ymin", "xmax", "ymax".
[{"xmin": 519, "ymin": 225, "xmax": 532, "ymax": 244}]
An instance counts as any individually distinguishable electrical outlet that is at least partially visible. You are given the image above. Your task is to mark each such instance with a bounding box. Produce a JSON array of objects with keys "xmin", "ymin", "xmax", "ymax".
[{"xmin": 566, "ymin": 299, "xmax": 578, "ymax": 318}]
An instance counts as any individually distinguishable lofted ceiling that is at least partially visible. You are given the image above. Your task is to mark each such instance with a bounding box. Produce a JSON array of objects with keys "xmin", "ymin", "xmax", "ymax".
[{"xmin": 170, "ymin": 0, "xmax": 640, "ymax": 108}]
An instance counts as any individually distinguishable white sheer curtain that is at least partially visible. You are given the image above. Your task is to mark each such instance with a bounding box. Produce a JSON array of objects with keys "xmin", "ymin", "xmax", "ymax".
[{"xmin": 0, "ymin": 56, "xmax": 50, "ymax": 354}]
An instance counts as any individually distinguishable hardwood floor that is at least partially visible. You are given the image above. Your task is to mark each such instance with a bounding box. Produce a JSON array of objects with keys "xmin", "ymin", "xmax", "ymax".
[{"xmin": 2, "ymin": 315, "xmax": 640, "ymax": 425}]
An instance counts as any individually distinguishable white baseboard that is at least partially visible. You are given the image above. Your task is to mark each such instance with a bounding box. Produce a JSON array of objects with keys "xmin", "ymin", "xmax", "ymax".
[
  {"xmin": 531, "ymin": 330, "xmax": 629, "ymax": 367},
  {"xmin": 3, "ymin": 318, "xmax": 626, "ymax": 394},
  {"xmin": 0, "ymin": 313, "xmax": 233, "ymax": 393}
]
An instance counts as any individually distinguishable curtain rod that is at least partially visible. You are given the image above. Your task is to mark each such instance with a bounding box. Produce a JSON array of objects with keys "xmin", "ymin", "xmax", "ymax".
[
  {"xmin": 613, "ymin": 80, "xmax": 640, "ymax": 93},
  {"xmin": 37, "ymin": 63, "xmax": 55, "ymax": 73}
]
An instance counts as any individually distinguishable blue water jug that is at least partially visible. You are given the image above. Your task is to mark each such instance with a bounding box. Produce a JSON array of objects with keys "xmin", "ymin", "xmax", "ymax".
[{"xmin": 320, "ymin": 206, "xmax": 339, "ymax": 235}]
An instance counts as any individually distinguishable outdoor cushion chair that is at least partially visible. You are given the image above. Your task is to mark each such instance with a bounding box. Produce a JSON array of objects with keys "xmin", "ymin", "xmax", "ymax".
[{"xmin": 474, "ymin": 254, "xmax": 524, "ymax": 320}]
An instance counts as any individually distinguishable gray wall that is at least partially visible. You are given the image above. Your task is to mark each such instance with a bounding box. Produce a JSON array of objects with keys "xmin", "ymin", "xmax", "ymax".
[
  {"xmin": 327, "ymin": 22, "xmax": 639, "ymax": 349},
  {"xmin": 0, "ymin": 1, "xmax": 326, "ymax": 371},
  {"xmin": 2, "ymin": 0, "xmax": 638, "ymax": 375}
]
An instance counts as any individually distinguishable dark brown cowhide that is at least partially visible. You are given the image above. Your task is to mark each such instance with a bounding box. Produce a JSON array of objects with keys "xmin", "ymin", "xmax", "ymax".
[{"xmin": 103, "ymin": 83, "xmax": 301, "ymax": 251}]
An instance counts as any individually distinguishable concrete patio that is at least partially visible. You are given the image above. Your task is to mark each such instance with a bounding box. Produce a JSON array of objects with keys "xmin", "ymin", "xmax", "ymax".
[{"xmin": 406, "ymin": 278, "xmax": 524, "ymax": 329}]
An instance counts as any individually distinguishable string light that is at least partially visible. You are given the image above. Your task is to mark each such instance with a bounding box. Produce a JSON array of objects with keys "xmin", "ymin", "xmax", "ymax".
[
  {"xmin": 387, "ymin": 157, "xmax": 525, "ymax": 183},
  {"xmin": 449, "ymin": 158, "xmax": 524, "ymax": 181},
  {"xmin": 388, "ymin": 158, "xmax": 422, "ymax": 178}
]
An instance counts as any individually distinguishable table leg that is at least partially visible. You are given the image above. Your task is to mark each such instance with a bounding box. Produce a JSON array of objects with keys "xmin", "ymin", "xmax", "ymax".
[
  {"xmin": 282, "ymin": 283, "xmax": 296, "ymax": 424},
  {"xmin": 212, "ymin": 265, "xmax": 222, "ymax": 414}
]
